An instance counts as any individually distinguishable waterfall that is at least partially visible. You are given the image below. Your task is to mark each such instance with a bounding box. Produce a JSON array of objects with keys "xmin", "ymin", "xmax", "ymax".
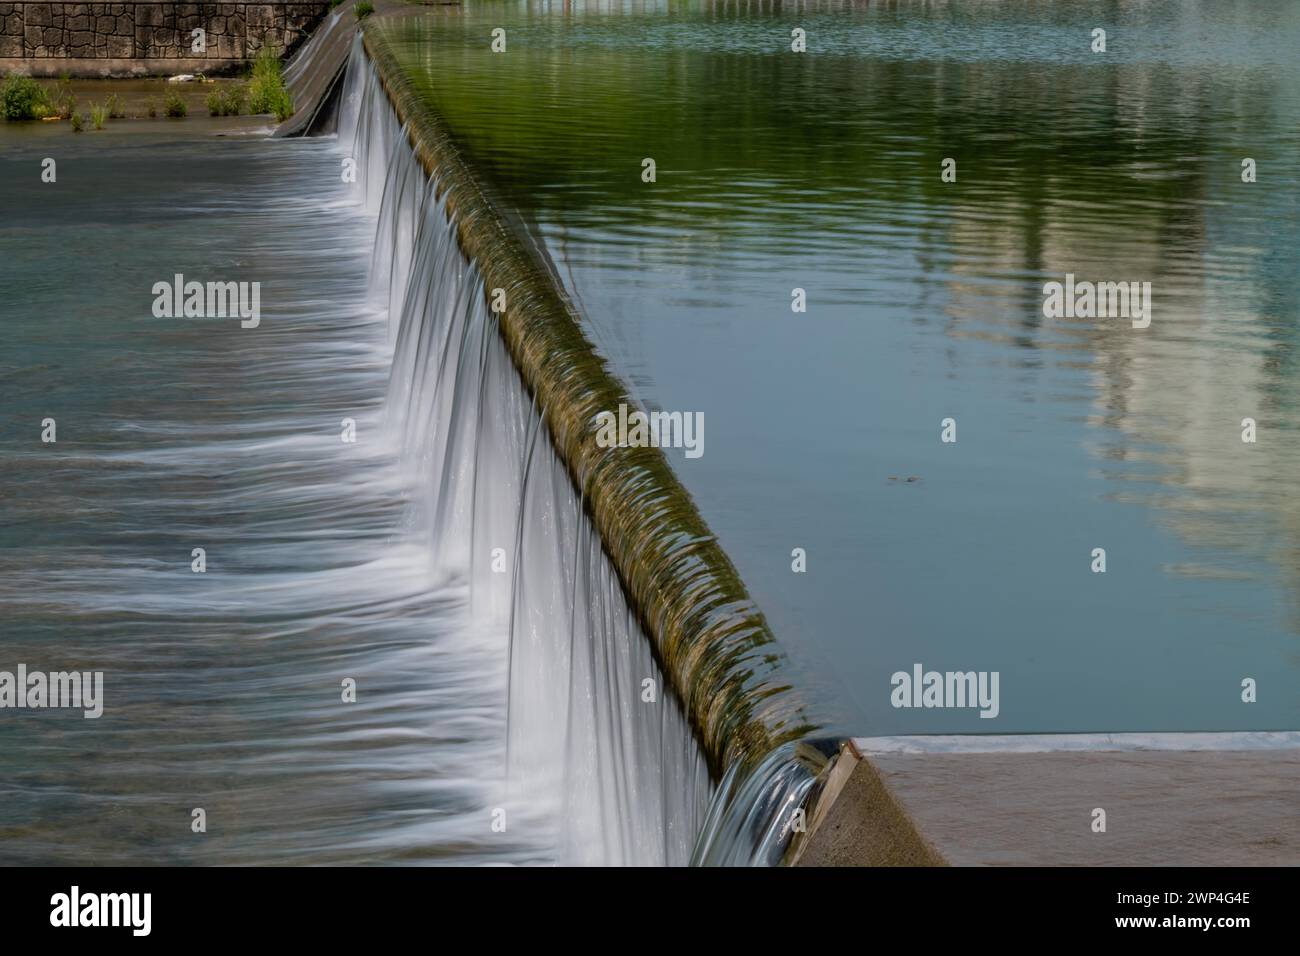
[
  {"xmin": 328, "ymin": 31, "xmax": 819, "ymax": 866},
  {"xmin": 692, "ymin": 741, "xmax": 834, "ymax": 866}
]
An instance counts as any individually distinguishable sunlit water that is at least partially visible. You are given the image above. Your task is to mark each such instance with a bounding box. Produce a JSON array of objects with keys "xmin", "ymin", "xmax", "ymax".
[{"xmin": 377, "ymin": 0, "xmax": 1300, "ymax": 734}]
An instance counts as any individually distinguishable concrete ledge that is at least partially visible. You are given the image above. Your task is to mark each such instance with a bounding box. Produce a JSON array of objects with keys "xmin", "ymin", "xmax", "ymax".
[
  {"xmin": 854, "ymin": 731, "xmax": 1300, "ymax": 754},
  {"xmin": 794, "ymin": 734, "xmax": 1300, "ymax": 866},
  {"xmin": 790, "ymin": 742, "xmax": 945, "ymax": 866},
  {"xmin": 2, "ymin": 55, "xmax": 247, "ymax": 75}
]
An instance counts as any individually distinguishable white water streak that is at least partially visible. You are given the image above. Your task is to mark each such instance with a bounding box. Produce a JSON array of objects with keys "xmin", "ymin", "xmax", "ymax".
[{"xmin": 338, "ymin": 39, "xmax": 713, "ymax": 865}]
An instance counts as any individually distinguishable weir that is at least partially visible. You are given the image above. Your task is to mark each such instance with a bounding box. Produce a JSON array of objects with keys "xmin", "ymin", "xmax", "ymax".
[
  {"xmin": 3, "ymin": 0, "xmax": 1294, "ymax": 874},
  {"xmin": 318, "ymin": 29, "xmax": 820, "ymax": 865}
]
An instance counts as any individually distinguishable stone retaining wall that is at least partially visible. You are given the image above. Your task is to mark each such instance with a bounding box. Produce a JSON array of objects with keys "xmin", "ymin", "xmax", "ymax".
[{"xmin": 0, "ymin": 2, "xmax": 330, "ymax": 61}]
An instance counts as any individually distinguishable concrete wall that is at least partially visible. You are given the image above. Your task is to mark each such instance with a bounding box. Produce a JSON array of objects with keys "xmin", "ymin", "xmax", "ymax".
[{"xmin": 0, "ymin": 2, "xmax": 329, "ymax": 63}]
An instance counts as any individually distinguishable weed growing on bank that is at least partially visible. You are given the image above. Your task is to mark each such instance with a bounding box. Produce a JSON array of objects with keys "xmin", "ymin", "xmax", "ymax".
[
  {"xmin": 164, "ymin": 89, "xmax": 188, "ymax": 118},
  {"xmin": 50, "ymin": 75, "xmax": 76, "ymax": 119},
  {"xmin": 207, "ymin": 85, "xmax": 248, "ymax": 116},
  {"xmin": 3, "ymin": 61, "xmax": 285, "ymax": 126},
  {"xmin": 247, "ymin": 45, "xmax": 293, "ymax": 121},
  {"xmin": 1, "ymin": 73, "xmax": 79, "ymax": 121},
  {"xmin": 1, "ymin": 75, "xmax": 46, "ymax": 120}
]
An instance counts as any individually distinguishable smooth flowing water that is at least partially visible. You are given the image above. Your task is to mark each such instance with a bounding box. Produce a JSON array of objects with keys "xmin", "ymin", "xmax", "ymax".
[
  {"xmin": 374, "ymin": 0, "xmax": 1300, "ymax": 735},
  {"xmin": 0, "ymin": 69, "xmax": 714, "ymax": 863},
  {"xmin": 0, "ymin": 127, "xmax": 524, "ymax": 863}
]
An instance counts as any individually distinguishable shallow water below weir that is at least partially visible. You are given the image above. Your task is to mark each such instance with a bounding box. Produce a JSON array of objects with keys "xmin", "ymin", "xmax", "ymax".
[
  {"xmin": 0, "ymin": 70, "xmax": 735, "ymax": 864},
  {"xmin": 0, "ymin": 128, "xmax": 521, "ymax": 864}
]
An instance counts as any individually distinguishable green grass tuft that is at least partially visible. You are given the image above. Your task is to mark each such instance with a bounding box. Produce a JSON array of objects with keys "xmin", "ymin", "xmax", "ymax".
[
  {"xmin": 246, "ymin": 44, "xmax": 293, "ymax": 121},
  {"xmin": 1, "ymin": 75, "xmax": 46, "ymax": 121},
  {"xmin": 164, "ymin": 89, "xmax": 187, "ymax": 118},
  {"xmin": 50, "ymin": 75, "xmax": 76, "ymax": 120},
  {"xmin": 207, "ymin": 85, "xmax": 247, "ymax": 117},
  {"xmin": 222, "ymin": 85, "xmax": 247, "ymax": 116}
]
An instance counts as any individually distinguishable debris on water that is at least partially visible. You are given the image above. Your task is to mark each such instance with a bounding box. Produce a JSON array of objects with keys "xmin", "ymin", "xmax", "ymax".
[
  {"xmin": 888, "ymin": 476, "xmax": 922, "ymax": 483},
  {"xmin": 167, "ymin": 74, "xmax": 196, "ymax": 84}
]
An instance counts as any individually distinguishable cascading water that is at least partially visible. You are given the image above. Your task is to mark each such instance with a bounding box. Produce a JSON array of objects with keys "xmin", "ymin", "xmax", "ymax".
[
  {"xmin": 325, "ymin": 31, "xmax": 822, "ymax": 866},
  {"xmin": 336, "ymin": 38, "xmax": 712, "ymax": 866}
]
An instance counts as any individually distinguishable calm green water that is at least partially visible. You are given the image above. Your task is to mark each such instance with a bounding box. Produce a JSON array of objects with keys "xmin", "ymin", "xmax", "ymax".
[{"xmin": 377, "ymin": 0, "xmax": 1300, "ymax": 734}]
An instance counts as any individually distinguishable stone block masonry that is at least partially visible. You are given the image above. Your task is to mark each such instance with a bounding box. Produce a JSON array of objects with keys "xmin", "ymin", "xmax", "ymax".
[{"xmin": 0, "ymin": 3, "xmax": 330, "ymax": 63}]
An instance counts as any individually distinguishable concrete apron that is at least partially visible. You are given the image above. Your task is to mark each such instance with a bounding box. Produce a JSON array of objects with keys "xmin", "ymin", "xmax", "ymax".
[{"xmin": 791, "ymin": 732, "xmax": 1300, "ymax": 866}]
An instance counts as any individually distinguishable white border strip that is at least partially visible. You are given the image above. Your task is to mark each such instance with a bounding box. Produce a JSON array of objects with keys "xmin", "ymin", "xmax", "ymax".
[{"xmin": 852, "ymin": 731, "xmax": 1300, "ymax": 754}]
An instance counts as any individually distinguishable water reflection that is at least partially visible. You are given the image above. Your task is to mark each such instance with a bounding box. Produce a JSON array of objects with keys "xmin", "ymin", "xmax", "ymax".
[{"xmin": 380, "ymin": 0, "xmax": 1299, "ymax": 732}]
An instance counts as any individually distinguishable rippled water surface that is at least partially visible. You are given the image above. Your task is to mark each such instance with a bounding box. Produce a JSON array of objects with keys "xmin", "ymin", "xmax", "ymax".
[{"xmin": 381, "ymin": 0, "xmax": 1300, "ymax": 733}]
